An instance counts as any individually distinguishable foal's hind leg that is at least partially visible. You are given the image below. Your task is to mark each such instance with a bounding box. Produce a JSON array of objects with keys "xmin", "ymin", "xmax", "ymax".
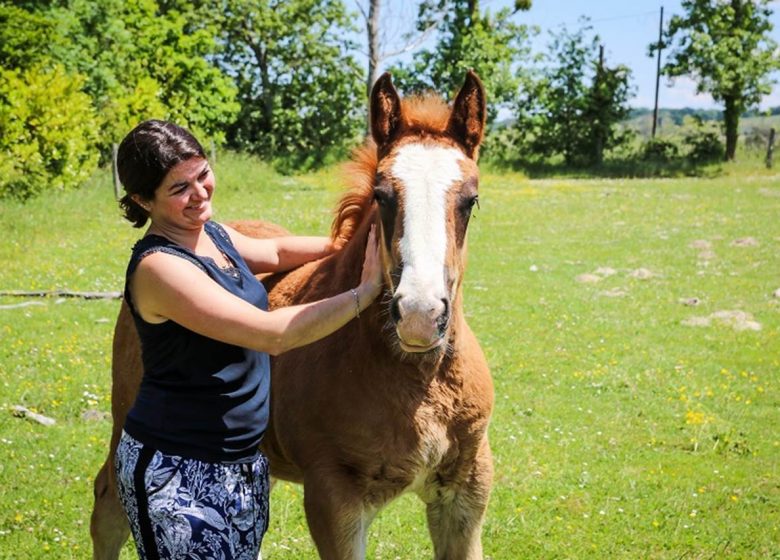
[
  {"xmin": 426, "ymin": 439, "xmax": 493, "ymax": 560},
  {"xmin": 90, "ymin": 450, "xmax": 130, "ymax": 559}
]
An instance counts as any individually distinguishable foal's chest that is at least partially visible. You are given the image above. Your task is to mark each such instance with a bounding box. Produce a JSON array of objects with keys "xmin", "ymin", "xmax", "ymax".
[{"xmin": 384, "ymin": 388, "xmax": 485, "ymax": 501}]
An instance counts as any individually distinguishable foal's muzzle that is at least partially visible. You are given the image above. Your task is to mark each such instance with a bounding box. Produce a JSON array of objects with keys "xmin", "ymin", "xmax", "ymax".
[{"xmin": 390, "ymin": 294, "xmax": 450, "ymax": 353}]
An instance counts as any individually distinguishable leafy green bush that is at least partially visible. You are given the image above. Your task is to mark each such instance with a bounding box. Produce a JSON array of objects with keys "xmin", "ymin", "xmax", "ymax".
[
  {"xmin": 480, "ymin": 127, "xmax": 526, "ymax": 168},
  {"xmin": 683, "ymin": 120, "xmax": 724, "ymax": 162},
  {"xmin": 0, "ymin": 64, "xmax": 99, "ymax": 199},
  {"xmin": 640, "ymin": 137, "xmax": 680, "ymax": 162}
]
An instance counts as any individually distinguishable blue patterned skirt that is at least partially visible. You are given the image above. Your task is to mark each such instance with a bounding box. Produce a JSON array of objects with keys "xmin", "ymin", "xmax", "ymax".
[{"xmin": 115, "ymin": 431, "xmax": 269, "ymax": 559}]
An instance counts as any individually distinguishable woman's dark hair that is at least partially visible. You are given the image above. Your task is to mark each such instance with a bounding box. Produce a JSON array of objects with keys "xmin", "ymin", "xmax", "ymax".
[{"xmin": 117, "ymin": 120, "xmax": 206, "ymax": 228}]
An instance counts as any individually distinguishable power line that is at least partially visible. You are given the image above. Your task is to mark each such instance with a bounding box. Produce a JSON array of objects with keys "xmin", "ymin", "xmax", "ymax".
[
  {"xmin": 551, "ymin": 10, "xmax": 659, "ymax": 28},
  {"xmin": 588, "ymin": 10, "xmax": 659, "ymax": 25}
]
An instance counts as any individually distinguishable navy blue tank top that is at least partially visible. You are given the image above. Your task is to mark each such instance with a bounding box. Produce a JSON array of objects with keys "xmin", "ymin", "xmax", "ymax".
[{"xmin": 123, "ymin": 221, "xmax": 270, "ymax": 463}]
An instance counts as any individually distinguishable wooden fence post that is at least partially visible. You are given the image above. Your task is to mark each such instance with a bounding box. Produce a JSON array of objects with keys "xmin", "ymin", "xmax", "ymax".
[
  {"xmin": 767, "ymin": 128, "xmax": 775, "ymax": 169},
  {"xmin": 112, "ymin": 143, "xmax": 121, "ymax": 199}
]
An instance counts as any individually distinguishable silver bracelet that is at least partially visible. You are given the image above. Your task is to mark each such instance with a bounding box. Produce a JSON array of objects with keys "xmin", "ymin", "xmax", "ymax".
[{"xmin": 349, "ymin": 288, "xmax": 361, "ymax": 318}]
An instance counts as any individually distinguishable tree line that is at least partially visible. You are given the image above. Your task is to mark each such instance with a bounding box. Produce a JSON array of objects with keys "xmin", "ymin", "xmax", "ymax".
[{"xmin": 1, "ymin": 0, "xmax": 778, "ymax": 199}]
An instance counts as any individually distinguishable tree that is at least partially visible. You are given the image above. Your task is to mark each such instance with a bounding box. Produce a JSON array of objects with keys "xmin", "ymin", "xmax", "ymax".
[
  {"xmin": 353, "ymin": 0, "xmax": 464, "ymax": 102},
  {"xmin": 363, "ymin": 0, "xmax": 382, "ymax": 100},
  {"xmin": 389, "ymin": 0, "xmax": 534, "ymax": 122},
  {"xmin": 0, "ymin": 64, "xmax": 99, "ymax": 199},
  {"xmin": 654, "ymin": 0, "xmax": 780, "ymax": 160},
  {"xmin": 215, "ymin": 0, "xmax": 365, "ymax": 170},
  {"xmin": 0, "ymin": 1, "xmax": 239, "ymax": 197},
  {"xmin": 0, "ymin": 3, "xmax": 99, "ymax": 199},
  {"xmin": 50, "ymin": 0, "xmax": 238, "ymax": 148},
  {"xmin": 0, "ymin": 3, "xmax": 64, "ymax": 69},
  {"xmin": 354, "ymin": 0, "xmax": 442, "ymax": 101},
  {"xmin": 513, "ymin": 23, "xmax": 633, "ymax": 166},
  {"xmin": 586, "ymin": 47, "xmax": 634, "ymax": 165}
]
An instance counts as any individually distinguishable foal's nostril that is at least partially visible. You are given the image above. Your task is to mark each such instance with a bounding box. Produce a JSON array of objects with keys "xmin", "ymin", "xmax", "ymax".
[
  {"xmin": 390, "ymin": 296, "xmax": 402, "ymax": 324},
  {"xmin": 437, "ymin": 298, "xmax": 450, "ymax": 335}
]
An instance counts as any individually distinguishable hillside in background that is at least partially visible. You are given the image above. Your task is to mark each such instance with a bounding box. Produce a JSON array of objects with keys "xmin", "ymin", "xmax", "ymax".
[{"xmin": 626, "ymin": 107, "xmax": 780, "ymax": 138}]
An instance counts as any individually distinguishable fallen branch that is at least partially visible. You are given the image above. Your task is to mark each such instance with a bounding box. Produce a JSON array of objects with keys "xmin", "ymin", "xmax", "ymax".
[
  {"xmin": 0, "ymin": 289, "xmax": 121, "ymax": 300},
  {"xmin": 11, "ymin": 405, "xmax": 56, "ymax": 426}
]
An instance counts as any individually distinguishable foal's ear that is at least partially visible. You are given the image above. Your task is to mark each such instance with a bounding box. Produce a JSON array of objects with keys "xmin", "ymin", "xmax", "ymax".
[
  {"xmin": 370, "ymin": 73, "xmax": 403, "ymax": 148},
  {"xmin": 447, "ymin": 70, "xmax": 486, "ymax": 160}
]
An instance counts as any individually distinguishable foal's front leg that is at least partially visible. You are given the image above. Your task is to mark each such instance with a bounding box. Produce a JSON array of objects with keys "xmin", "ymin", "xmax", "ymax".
[
  {"xmin": 302, "ymin": 469, "xmax": 377, "ymax": 560},
  {"xmin": 426, "ymin": 439, "xmax": 493, "ymax": 560}
]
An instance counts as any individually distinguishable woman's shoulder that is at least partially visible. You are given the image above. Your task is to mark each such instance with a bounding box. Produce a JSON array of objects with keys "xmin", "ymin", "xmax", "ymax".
[
  {"xmin": 131, "ymin": 233, "xmax": 171, "ymax": 255},
  {"xmin": 128, "ymin": 234, "xmax": 207, "ymax": 276}
]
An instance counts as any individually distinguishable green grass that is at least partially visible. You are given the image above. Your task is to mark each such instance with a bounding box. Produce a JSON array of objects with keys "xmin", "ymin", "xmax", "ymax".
[{"xmin": 1, "ymin": 153, "xmax": 779, "ymax": 558}]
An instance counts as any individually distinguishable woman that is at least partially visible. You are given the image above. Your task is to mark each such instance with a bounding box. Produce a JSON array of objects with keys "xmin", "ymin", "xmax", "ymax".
[{"xmin": 113, "ymin": 119, "xmax": 382, "ymax": 559}]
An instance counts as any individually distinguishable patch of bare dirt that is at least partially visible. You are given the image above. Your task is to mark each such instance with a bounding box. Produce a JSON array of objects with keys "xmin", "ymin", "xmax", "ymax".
[
  {"xmin": 576, "ymin": 267, "xmax": 618, "ymax": 284},
  {"xmin": 690, "ymin": 239, "xmax": 716, "ymax": 261},
  {"xmin": 595, "ymin": 267, "xmax": 617, "ymax": 277},
  {"xmin": 731, "ymin": 237, "xmax": 759, "ymax": 247},
  {"xmin": 600, "ymin": 288, "xmax": 628, "ymax": 297},
  {"xmin": 628, "ymin": 268, "xmax": 656, "ymax": 280},
  {"xmin": 758, "ymin": 188, "xmax": 780, "ymax": 198},
  {"xmin": 576, "ymin": 273, "xmax": 602, "ymax": 284},
  {"xmin": 682, "ymin": 310, "xmax": 762, "ymax": 331},
  {"xmin": 689, "ymin": 240, "xmax": 712, "ymax": 250}
]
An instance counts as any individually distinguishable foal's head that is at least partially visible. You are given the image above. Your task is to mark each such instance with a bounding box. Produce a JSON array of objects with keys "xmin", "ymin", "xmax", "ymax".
[{"xmin": 367, "ymin": 71, "xmax": 486, "ymax": 357}]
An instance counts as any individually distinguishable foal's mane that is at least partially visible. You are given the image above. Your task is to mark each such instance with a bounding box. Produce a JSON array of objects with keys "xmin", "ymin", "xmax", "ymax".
[{"xmin": 330, "ymin": 94, "xmax": 452, "ymax": 248}]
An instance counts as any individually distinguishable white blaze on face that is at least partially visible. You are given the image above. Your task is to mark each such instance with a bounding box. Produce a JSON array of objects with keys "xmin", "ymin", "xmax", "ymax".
[{"xmin": 391, "ymin": 143, "xmax": 464, "ymax": 304}]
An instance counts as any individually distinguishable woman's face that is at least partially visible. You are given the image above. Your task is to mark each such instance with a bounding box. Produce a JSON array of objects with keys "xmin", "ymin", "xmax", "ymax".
[{"xmin": 145, "ymin": 157, "xmax": 214, "ymax": 230}]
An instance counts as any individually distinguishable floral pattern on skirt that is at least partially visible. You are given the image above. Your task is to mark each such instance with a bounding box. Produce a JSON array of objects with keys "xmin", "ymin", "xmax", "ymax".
[{"xmin": 115, "ymin": 431, "xmax": 269, "ymax": 559}]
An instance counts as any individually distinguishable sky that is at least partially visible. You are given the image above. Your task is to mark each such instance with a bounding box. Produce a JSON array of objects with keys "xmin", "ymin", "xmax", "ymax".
[
  {"xmin": 517, "ymin": 0, "xmax": 780, "ymax": 109},
  {"xmin": 372, "ymin": 0, "xmax": 780, "ymax": 110}
]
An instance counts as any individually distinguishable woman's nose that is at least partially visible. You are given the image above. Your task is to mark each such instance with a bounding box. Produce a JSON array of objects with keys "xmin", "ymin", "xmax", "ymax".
[{"xmin": 193, "ymin": 181, "xmax": 209, "ymax": 199}]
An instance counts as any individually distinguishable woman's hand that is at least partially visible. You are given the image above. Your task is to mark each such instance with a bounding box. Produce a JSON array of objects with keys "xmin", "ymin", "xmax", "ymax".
[{"xmin": 357, "ymin": 226, "xmax": 383, "ymax": 304}]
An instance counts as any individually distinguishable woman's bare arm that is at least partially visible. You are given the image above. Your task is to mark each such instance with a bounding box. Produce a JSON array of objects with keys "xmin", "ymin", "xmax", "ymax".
[{"xmin": 129, "ymin": 228, "xmax": 381, "ymax": 356}]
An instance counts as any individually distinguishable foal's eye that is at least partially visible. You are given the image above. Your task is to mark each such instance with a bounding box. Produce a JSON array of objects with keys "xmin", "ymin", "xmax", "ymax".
[
  {"xmin": 461, "ymin": 194, "xmax": 479, "ymax": 214},
  {"xmin": 374, "ymin": 188, "xmax": 393, "ymax": 207}
]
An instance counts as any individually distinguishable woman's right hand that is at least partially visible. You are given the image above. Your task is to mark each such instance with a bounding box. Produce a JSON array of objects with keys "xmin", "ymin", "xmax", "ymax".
[{"xmin": 358, "ymin": 225, "xmax": 383, "ymax": 303}]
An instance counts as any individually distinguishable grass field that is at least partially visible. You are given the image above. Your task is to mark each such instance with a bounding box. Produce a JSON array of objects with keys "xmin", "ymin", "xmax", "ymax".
[{"xmin": 1, "ymin": 153, "xmax": 779, "ymax": 559}]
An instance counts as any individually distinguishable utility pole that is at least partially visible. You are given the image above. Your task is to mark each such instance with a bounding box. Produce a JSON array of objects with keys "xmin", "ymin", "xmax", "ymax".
[{"xmin": 652, "ymin": 6, "xmax": 664, "ymax": 138}]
